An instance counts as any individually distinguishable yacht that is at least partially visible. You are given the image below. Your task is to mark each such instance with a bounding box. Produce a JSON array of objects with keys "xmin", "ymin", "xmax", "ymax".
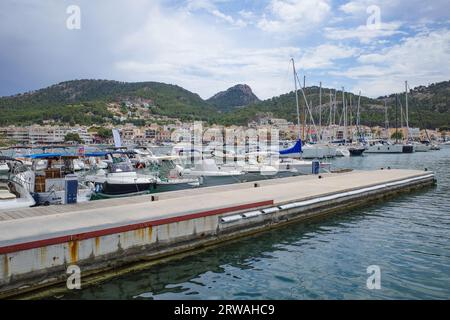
[
  {"xmin": 0, "ymin": 160, "xmax": 36, "ymax": 210},
  {"xmin": 148, "ymin": 157, "xmax": 201, "ymax": 193},
  {"xmin": 0, "ymin": 156, "xmax": 14, "ymax": 175},
  {"xmin": 85, "ymin": 151, "xmax": 156, "ymax": 197},
  {"xmin": 335, "ymin": 147, "xmax": 351, "ymax": 157},
  {"xmin": 348, "ymin": 145, "xmax": 366, "ymax": 156},
  {"xmin": 365, "ymin": 140, "xmax": 405, "ymax": 153},
  {"xmin": 180, "ymin": 159, "xmax": 245, "ymax": 187},
  {"xmin": 16, "ymin": 153, "xmax": 93, "ymax": 206},
  {"xmin": 279, "ymin": 140, "xmax": 337, "ymax": 159},
  {"xmin": 412, "ymin": 142, "xmax": 431, "ymax": 152}
]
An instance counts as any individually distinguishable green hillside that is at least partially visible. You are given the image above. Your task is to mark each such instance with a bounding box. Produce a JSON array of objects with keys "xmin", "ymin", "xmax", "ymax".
[
  {"xmin": 207, "ymin": 84, "xmax": 260, "ymax": 112},
  {"xmin": 220, "ymin": 82, "xmax": 450, "ymax": 129},
  {"xmin": 0, "ymin": 79, "xmax": 448, "ymax": 129},
  {"xmin": 0, "ymin": 80, "xmax": 217, "ymax": 126}
]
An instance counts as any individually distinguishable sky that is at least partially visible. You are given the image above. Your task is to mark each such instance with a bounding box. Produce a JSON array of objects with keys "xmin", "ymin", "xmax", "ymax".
[{"xmin": 0, "ymin": 0, "xmax": 449, "ymax": 99}]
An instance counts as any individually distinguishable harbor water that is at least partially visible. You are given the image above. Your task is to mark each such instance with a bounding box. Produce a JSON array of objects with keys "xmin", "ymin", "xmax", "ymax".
[{"xmin": 59, "ymin": 147, "xmax": 450, "ymax": 299}]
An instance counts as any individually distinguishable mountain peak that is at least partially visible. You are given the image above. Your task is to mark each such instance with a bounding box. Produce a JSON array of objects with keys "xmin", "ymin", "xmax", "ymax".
[{"xmin": 208, "ymin": 84, "xmax": 260, "ymax": 111}]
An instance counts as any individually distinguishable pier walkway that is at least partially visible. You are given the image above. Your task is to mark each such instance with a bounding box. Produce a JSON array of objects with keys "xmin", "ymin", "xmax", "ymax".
[{"xmin": 0, "ymin": 169, "xmax": 436, "ymax": 298}]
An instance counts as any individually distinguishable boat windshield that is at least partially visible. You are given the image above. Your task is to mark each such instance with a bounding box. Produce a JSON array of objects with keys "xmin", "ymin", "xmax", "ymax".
[{"xmin": 109, "ymin": 162, "xmax": 134, "ymax": 173}]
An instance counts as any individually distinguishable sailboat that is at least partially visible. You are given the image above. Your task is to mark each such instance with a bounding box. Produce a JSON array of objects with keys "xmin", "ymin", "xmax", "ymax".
[
  {"xmin": 366, "ymin": 95, "xmax": 413, "ymax": 153},
  {"xmin": 280, "ymin": 59, "xmax": 336, "ymax": 160}
]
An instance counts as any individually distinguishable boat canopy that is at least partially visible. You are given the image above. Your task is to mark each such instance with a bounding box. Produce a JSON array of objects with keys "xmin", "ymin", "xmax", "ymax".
[
  {"xmin": 84, "ymin": 150, "xmax": 136, "ymax": 157},
  {"xmin": 0, "ymin": 156, "xmax": 22, "ymax": 163},
  {"xmin": 84, "ymin": 151, "xmax": 109, "ymax": 157},
  {"xmin": 24, "ymin": 153, "xmax": 79, "ymax": 159},
  {"xmin": 280, "ymin": 139, "xmax": 302, "ymax": 155}
]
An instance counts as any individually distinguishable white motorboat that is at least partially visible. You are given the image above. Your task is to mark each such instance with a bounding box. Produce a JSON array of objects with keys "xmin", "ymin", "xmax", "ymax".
[
  {"xmin": 181, "ymin": 159, "xmax": 245, "ymax": 187},
  {"xmin": 0, "ymin": 179, "xmax": 36, "ymax": 211},
  {"xmin": 412, "ymin": 142, "xmax": 431, "ymax": 152},
  {"xmin": 85, "ymin": 152, "xmax": 156, "ymax": 196},
  {"xmin": 15, "ymin": 153, "xmax": 93, "ymax": 206},
  {"xmin": 335, "ymin": 147, "xmax": 351, "ymax": 157},
  {"xmin": 0, "ymin": 161, "xmax": 36, "ymax": 211},
  {"xmin": 430, "ymin": 144, "xmax": 441, "ymax": 150},
  {"xmin": 147, "ymin": 158, "xmax": 201, "ymax": 193},
  {"xmin": 0, "ymin": 162, "xmax": 9, "ymax": 175}
]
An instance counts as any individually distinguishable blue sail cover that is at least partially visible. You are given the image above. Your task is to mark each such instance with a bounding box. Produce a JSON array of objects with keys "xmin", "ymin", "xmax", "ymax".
[{"xmin": 280, "ymin": 139, "xmax": 302, "ymax": 155}]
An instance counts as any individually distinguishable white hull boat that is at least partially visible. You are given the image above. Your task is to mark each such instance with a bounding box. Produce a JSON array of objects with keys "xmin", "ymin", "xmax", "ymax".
[
  {"xmin": 0, "ymin": 178, "xmax": 36, "ymax": 211},
  {"xmin": 335, "ymin": 147, "xmax": 351, "ymax": 157},
  {"xmin": 365, "ymin": 142, "xmax": 404, "ymax": 153},
  {"xmin": 181, "ymin": 159, "xmax": 245, "ymax": 187}
]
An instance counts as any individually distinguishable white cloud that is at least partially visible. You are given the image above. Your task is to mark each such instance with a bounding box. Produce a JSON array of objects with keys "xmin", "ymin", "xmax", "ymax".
[
  {"xmin": 114, "ymin": 2, "xmax": 305, "ymax": 99},
  {"xmin": 339, "ymin": 1, "xmax": 368, "ymax": 15},
  {"xmin": 339, "ymin": 0, "xmax": 450, "ymax": 22},
  {"xmin": 239, "ymin": 10, "xmax": 256, "ymax": 20},
  {"xmin": 257, "ymin": 0, "xmax": 331, "ymax": 33},
  {"xmin": 298, "ymin": 44, "xmax": 358, "ymax": 69},
  {"xmin": 332, "ymin": 29, "xmax": 450, "ymax": 96},
  {"xmin": 325, "ymin": 22, "xmax": 404, "ymax": 43},
  {"xmin": 186, "ymin": 0, "xmax": 246, "ymax": 27}
]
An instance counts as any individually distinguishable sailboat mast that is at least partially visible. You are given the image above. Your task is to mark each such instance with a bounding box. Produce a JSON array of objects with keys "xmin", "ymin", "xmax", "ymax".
[
  {"xmin": 329, "ymin": 90, "xmax": 333, "ymax": 127},
  {"xmin": 384, "ymin": 99, "xmax": 389, "ymax": 138},
  {"xmin": 319, "ymin": 82, "xmax": 322, "ymax": 142},
  {"xmin": 357, "ymin": 91, "xmax": 361, "ymax": 140},
  {"xmin": 342, "ymin": 87, "xmax": 347, "ymax": 142},
  {"xmin": 302, "ymin": 76, "xmax": 306, "ymax": 140},
  {"xmin": 395, "ymin": 94, "xmax": 399, "ymax": 144},
  {"xmin": 405, "ymin": 81, "xmax": 410, "ymax": 140},
  {"xmin": 291, "ymin": 59, "xmax": 302, "ymax": 141},
  {"xmin": 334, "ymin": 90, "xmax": 337, "ymax": 126}
]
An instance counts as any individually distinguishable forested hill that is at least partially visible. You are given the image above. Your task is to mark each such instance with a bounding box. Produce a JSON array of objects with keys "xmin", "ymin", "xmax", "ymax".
[
  {"xmin": 0, "ymin": 80, "xmax": 217, "ymax": 126},
  {"xmin": 0, "ymin": 79, "xmax": 448, "ymax": 129},
  {"xmin": 207, "ymin": 84, "xmax": 260, "ymax": 112},
  {"xmin": 221, "ymin": 81, "xmax": 450, "ymax": 129}
]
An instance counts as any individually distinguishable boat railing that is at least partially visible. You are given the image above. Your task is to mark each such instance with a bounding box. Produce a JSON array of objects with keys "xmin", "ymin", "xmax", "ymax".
[{"xmin": 10, "ymin": 164, "xmax": 34, "ymax": 192}]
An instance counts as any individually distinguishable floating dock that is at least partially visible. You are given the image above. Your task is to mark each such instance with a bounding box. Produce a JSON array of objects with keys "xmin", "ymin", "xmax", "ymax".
[{"xmin": 0, "ymin": 169, "xmax": 436, "ymax": 298}]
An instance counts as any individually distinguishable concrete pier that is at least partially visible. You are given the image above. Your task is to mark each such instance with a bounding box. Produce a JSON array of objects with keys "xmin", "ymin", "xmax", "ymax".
[{"xmin": 0, "ymin": 169, "xmax": 436, "ymax": 298}]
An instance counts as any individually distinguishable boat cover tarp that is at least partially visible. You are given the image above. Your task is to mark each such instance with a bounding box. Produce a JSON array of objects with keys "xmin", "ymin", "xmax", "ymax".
[{"xmin": 280, "ymin": 139, "xmax": 302, "ymax": 155}]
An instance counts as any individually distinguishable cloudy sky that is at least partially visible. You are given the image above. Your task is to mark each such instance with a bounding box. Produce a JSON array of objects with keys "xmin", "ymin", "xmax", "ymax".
[{"xmin": 0, "ymin": 0, "xmax": 449, "ymax": 99}]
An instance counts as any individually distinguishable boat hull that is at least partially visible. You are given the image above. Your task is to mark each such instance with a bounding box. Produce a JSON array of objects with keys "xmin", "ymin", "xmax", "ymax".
[
  {"xmin": 349, "ymin": 148, "xmax": 366, "ymax": 156},
  {"xmin": 99, "ymin": 182, "xmax": 154, "ymax": 196},
  {"xmin": 365, "ymin": 144, "xmax": 404, "ymax": 153}
]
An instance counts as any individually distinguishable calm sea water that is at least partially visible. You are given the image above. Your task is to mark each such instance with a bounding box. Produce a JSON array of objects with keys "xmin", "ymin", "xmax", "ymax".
[{"xmin": 64, "ymin": 147, "xmax": 450, "ymax": 300}]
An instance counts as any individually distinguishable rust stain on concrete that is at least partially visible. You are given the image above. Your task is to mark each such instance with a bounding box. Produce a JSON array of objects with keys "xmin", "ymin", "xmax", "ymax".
[
  {"xmin": 40, "ymin": 247, "xmax": 47, "ymax": 266},
  {"xmin": 135, "ymin": 228, "xmax": 145, "ymax": 241},
  {"xmin": 95, "ymin": 237, "xmax": 100, "ymax": 253},
  {"xmin": 147, "ymin": 226, "xmax": 153, "ymax": 242},
  {"xmin": 69, "ymin": 241, "xmax": 79, "ymax": 263},
  {"xmin": 3, "ymin": 255, "xmax": 9, "ymax": 278}
]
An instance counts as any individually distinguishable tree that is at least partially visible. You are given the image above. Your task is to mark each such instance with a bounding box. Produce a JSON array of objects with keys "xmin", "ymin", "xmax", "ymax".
[
  {"xmin": 64, "ymin": 132, "xmax": 82, "ymax": 144},
  {"xmin": 391, "ymin": 131, "xmax": 403, "ymax": 140},
  {"xmin": 96, "ymin": 128, "xmax": 113, "ymax": 139}
]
